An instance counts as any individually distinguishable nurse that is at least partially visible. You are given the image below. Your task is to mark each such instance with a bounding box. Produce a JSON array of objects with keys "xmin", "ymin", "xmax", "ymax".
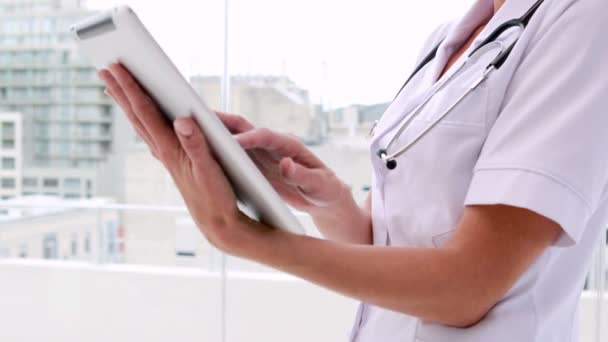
[{"xmin": 99, "ymin": 0, "xmax": 608, "ymax": 340}]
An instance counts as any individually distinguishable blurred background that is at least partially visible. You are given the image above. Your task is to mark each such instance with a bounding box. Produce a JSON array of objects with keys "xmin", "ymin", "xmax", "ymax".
[{"xmin": 0, "ymin": 0, "xmax": 605, "ymax": 341}]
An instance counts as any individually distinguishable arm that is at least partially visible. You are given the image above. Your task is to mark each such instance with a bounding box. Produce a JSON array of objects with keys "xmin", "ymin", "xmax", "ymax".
[
  {"xmin": 236, "ymin": 204, "xmax": 560, "ymax": 327},
  {"xmin": 307, "ymin": 189, "xmax": 372, "ymax": 244},
  {"xmin": 99, "ymin": 64, "xmax": 561, "ymax": 327}
]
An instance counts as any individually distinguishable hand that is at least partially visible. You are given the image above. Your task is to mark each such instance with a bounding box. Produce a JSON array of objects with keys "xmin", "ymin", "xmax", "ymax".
[
  {"xmin": 217, "ymin": 113, "xmax": 350, "ymax": 215},
  {"xmin": 98, "ymin": 63, "xmax": 265, "ymax": 256}
]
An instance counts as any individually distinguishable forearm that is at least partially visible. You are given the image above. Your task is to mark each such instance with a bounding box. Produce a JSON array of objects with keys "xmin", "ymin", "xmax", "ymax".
[
  {"xmin": 239, "ymin": 221, "xmax": 488, "ymax": 326},
  {"xmin": 308, "ymin": 187, "xmax": 372, "ymax": 245}
]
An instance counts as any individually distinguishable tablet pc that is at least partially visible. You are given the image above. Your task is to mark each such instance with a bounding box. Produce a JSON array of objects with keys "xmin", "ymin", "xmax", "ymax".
[{"xmin": 70, "ymin": 6, "xmax": 305, "ymax": 235}]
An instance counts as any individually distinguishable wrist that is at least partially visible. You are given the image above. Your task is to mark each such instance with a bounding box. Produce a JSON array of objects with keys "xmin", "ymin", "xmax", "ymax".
[
  {"xmin": 306, "ymin": 182, "xmax": 372, "ymax": 244},
  {"xmin": 234, "ymin": 214, "xmax": 304, "ymax": 269}
]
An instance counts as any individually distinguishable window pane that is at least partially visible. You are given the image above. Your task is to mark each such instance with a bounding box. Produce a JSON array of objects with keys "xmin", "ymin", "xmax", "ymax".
[
  {"xmin": 1, "ymin": 157, "xmax": 15, "ymax": 169},
  {"xmin": 42, "ymin": 178, "xmax": 59, "ymax": 187},
  {"xmin": 42, "ymin": 233, "xmax": 58, "ymax": 259},
  {"xmin": 64, "ymin": 178, "xmax": 81, "ymax": 189},
  {"xmin": 1, "ymin": 177, "xmax": 15, "ymax": 189},
  {"xmin": 23, "ymin": 177, "xmax": 37, "ymax": 187}
]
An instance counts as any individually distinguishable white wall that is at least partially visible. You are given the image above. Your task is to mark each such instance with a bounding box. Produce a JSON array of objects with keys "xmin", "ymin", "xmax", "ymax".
[
  {"xmin": 0, "ymin": 259, "xmax": 604, "ymax": 342},
  {"xmin": 0, "ymin": 260, "xmax": 357, "ymax": 342}
]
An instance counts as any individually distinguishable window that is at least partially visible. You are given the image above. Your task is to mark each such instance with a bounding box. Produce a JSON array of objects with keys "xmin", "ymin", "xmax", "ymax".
[
  {"xmin": 34, "ymin": 123, "xmax": 49, "ymax": 138},
  {"xmin": 76, "ymin": 88, "xmax": 100, "ymax": 101},
  {"xmin": 42, "ymin": 233, "xmax": 58, "ymax": 259},
  {"xmin": 34, "ymin": 141, "xmax": 49, "ymax": 155},
  {"xmin": 0, "ymin": 246, "xmax": 9, "ymax": 258},
  {"xmin": 107, "ymin": 222, "xmax": 117, "ymax": 257},
  {"xmin": 70, "ymin": 234, "xmax": 78, "ymax": 257},
  {"xmin": 76, "ymin": 69, "xmax": 94, "ymax": 82},
  {"xmin": 1, "ymin": 157, "xmax": 15, "ymax": 170},
  {"xmin": 42, "ymin": 178, "xmax": 59, "ymax": 187},
  {"xmin": 40, "ymin": 18, "xmax": 55, "ymax": 32},
  {"xmin": 32, "ymin": 87, "xmax": 51, "ymax": 100},
  {"xmin": 13, "ymin": 69, "xmax": 27, "ymax": 81},
  {"xmin": 57, "ymin": 123, "xmax": 70, "ymax": 136},
  {"xmin": 64, "ymin": 178, "xmax": 81, "ymax": 189},
  {"xmin": 23, "ymin": 178, "xmax": 37, "ymax": 187},
  {"xmin": 33, "ymin": 70, "xmax": 49, "ymax": 82},
  {"xmin": 77, "ymin": 142, "xmax": 93, "ymax": 155},
  {"xmin": 1, "ymin": 178, "xmax": 16, "ymax": 189},
  {"xmin": 2, "ymin": 139, "xmax": 15, "ymax": 149},
  {"xmin": 64, "ymin": 193, "xmax": 81, "ymax": 199},
  {"xmin": 59, "ymin": 105, "xmax": 72, "ymax": 119},
  {"xmin": 83, "ymin": 232, "xmax": 91, "ymax": 254},
  {"xmin": 76, "ymin": 105, "xmax": 103, "ymax": 119},
  {"xmin": 61, "ymin": 51, "xmax": 69, "ymax": 64},
  {"xmin": 11, "ymin": 88, "xmax": 27, "ymax": 100},
  {"xmin": 33, "ymin": 106, "xmax": 50, "ymax": 120},
  {"xmin": 78, "ymin": 123, "xmax": 94, "ymax": 137},
  {"xmin": 19, "ymin": 244, "xmax": 27, "ymax": 258},
  {"xmin": 60, "ymin": 87, "xmax": 71, "ymax": 101},
  {"xmin": 57, "ymin": 141, "xmax": 70, "ymax": 156},
  {"xmin": 1, "ymin": 122, "xmax": 15, "ymax": 137}
]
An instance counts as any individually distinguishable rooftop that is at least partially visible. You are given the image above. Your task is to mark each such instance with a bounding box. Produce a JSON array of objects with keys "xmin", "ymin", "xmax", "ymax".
[{"xmin": 0, "ymin": 195, "xmax": 115, "ymax": 222}]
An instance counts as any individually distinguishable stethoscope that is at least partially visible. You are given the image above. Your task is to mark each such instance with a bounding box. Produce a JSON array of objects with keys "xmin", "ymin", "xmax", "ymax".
[{"xmin": 374, "ymin": 0, "xmax": 545, "ymax": 170}]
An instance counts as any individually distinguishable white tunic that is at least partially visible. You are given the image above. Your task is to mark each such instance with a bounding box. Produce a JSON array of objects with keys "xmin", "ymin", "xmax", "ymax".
[{"xmin": 351, "ymin": 0, "xmax": 608, "ymax": 341}]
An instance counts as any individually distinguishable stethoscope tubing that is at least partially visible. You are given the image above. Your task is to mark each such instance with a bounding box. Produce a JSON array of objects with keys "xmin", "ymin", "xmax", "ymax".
[
  {"xmin": 379, "ymin": 66, "xmax": 495, "ymax": 165},
  {"xmin": 376, "ymin": 0, "xmax": 544, "ymax": 170}
]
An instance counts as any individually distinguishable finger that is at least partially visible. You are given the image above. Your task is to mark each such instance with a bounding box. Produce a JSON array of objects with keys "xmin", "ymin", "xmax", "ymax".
[
  {"xmin": 279, "ymin": 157, "xmax": 340, "ymax": 206},
  {"xmin": 108, "ymin": 63, "xmax": 180, "ymax": 163},
  {"xmin": 279, "ymin": 157, "xmax": 325, "ymax": 195},
  {"xmin": 174, "ymin": 116, "xmax": 214, "ymax": 168},
  {"xmin": 216, "ymin": 112, "xmax": 254, "ymax": 134},
  {"xmin": 102, "ymin": 74, "xmax": 154, "ymax": 141},
  {"xmin": 99, "ymin": 70, "xmax": 158, "ymax": 156},
  {"xmin": 235, "ymin": 128, "xmax": 280, "ymax": 150},
  {"xmin": 236, "ymin": 128, "xmax": 324, "ymax": 168},
  {"xmin": 100, "ymin": 69, "xmax": 133, "ymax": 111},
  {"xmin": 107, "ymin": 89, "xmax": 159, "ymax": 157},
  {"xmin": 105, "ymin": 87, "xmax": 149, "ymax": 144}
]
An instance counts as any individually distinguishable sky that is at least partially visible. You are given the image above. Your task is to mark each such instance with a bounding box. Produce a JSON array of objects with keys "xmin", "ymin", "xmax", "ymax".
[{"xmin": 85, "ymin": 0, "xmax": 472, "ymax": 108}]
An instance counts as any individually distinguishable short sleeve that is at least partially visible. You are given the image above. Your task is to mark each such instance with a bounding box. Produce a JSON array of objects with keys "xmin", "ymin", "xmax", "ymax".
[{"xmin": 465, "ymin": 0, "xmax": 608, "ymax": 247}]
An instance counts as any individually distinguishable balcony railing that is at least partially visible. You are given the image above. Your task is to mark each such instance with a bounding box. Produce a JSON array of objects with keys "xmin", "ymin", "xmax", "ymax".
[{"xmin": 0, "ymin": 202, "xmax": 606, "ymax": 342}]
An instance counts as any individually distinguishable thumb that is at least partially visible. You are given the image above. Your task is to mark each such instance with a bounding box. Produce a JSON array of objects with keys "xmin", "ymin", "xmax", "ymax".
[
  {"xmin": 173, "ymin": 116, "xmax": 213, "ymax": 167},
  {"xmin": 280, "ymin": 157, "xmax": 337, "ymax": 204}
]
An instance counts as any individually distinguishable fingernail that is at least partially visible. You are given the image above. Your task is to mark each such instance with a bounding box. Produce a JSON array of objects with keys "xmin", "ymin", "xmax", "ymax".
[
  {"xmin": 174, "ymin": 118, "xmax": 193, "ymax": 137},
  {"xmin": 104, "ymin": 88, "xmax": 111, "ymax": 96}
]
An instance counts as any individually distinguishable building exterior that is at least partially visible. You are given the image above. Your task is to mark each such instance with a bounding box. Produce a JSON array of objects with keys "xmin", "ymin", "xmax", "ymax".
[
  {"xmin": 0, "ymin": 112, "xmax": 23, "ymax": 199},
  {"xmin": 329, "ymin": 103, "xmax": 389, "ymax": 137},
  {"xmin": 22, "ymin": 166, "xmax": 96, "ymax": 198},
  {"xmin": 190, "ymin": 75, "xmax": 316, "ymax": 139},
  {"xmin": 0, "ymin": 0, "xmax": 133, "ymax": 201},
  {"xmin": 0, "ymin": 0, "xmax": 115, "ymax": 170},
  {"xmin": 0, "ymin": 195, "xmax": 122, "ymax": 262}
]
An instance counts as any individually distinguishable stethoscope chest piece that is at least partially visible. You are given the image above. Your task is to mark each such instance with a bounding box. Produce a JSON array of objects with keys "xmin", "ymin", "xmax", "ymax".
[{"xmin": 377, "ymin": 149, "xmax": 398, "ymax": 170}]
